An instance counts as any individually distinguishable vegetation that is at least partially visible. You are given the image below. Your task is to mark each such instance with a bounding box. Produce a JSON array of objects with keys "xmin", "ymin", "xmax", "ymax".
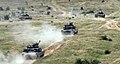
[
  {"xmin": 0, "ymin": 7, "xmax": 4, "ymax": 11},
  {"xmin": 4, "ymin": 15, "xmax": 9, "ymax": 20},
  {"xmin": 0, "ymin": 0, "xmax": 120, "ymax": 64},
  {"xmin": 17, "ymin": 7, "xmax": 25, "ymax": 11},
  {"xmin": 104, "ymin": 50, "xmax": 111, "ymax": 54},
  {"xmin": 75, "ymin": 59, "xmax": 101, "ymax": 64},
  {"xmin": 6, "ymin": 6, "xmax": 10, "ymax": 11}
]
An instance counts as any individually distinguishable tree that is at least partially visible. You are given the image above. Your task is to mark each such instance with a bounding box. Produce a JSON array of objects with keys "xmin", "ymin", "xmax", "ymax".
[
  {"xmin": 17, "ymin": 7, "xmax": 21, "ymax": 10},
  {"xmin": 4, "ymin": 15, "xmax": 9, "ymax": 20},
  {"xmin": 21, "ymin": 7, "xmax": 25, "ymax": 11},
  {"xmin": 17, "ymin": 7, "xmax": 25, "ymax": 11},
  {"xmin": 25, "ymin": 1, "xmax": 28, "ymax": 5},
  {"xmin": 91, "ymin": 59, "xmax": 101, "ymax": 64},
  {"xmin": 0, "ymin": 7, "xmax": 4, "ymax": 11},
  {"xmin": 75, "ymin": 59, "xmax": 101, "ymax": 64},
  {"xmin": 6, "ymin": 6, "xmax": 10, "ymax": 11},
  {"xmin": 104, "ymin": 50, "xmax": 111, "ymax": 54},
  {"xmin": 11, "ymin": 12, "xmax": 16, "ymax": 17}
]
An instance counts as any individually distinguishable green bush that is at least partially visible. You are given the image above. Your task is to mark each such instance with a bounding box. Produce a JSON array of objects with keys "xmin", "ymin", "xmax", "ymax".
[
  {"xmin": 17, "ymin": 7, "xmax": 25, "ymax": 11},
  {"xmin": 4, "ymin": 15, "xmax": 9, "ymax": 20},
  {"xmin": 0, "ymin": 7, "xmax": 4, "ymax": 11},
  {"xmin": 11, "ymin": 12, "xmax": 16, "ymax": 17},
  {"xmin": 6, "ymin": 6, "xmax": 10, "ymax": 11},
  {"xmin": 75, "ymin": 59, "xmax": 101, "ymax": 64}
]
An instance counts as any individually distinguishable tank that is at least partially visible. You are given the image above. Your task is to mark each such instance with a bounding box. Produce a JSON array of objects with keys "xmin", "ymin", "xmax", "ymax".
[
  {"xmin": 95, "ymin": 9, "xmax": 105, "ymax": 18},
  {"xmin": 61, "ymin": 22, "xmax": 78, "ymax": 35},
  {"xmin": 23, "ymin": 40, "xmax": 44, "ymax": 59},
  {"xmin": 19, "ymin": 12, "xmax": 32, "ymax": 20}
]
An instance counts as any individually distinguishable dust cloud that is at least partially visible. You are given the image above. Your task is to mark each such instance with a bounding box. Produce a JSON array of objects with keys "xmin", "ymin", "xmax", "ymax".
[
  {"xmin": 12, "ymin": 23, "xmax": 64, "ymax": 45},
  {"xmin": 0, "ymin": 52, "xmax": 25, "ymax": 64}
]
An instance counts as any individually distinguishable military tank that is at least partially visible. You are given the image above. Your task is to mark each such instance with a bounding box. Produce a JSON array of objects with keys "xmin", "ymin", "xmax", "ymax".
[
  {"xmin": 23, "ymin": 40, "xmax": 44, "ymax": 59},
  {"xmin": 61, "ymin": 22, "xmax": 78, "ymax": 35},
  {"xmin": 19, "ymin": 12, "xmax": 32, "ymax": 20},
  {"xmin": 95, "ymin": 9, "xmax": 105, "ymax": 18}
]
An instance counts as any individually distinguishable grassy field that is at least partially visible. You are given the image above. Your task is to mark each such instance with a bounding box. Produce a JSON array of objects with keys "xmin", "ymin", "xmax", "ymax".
[
  {"xmin": 33, "ymin": 20, "xmax": 120, "ymax": 64},
  {"xmin": 0, "ymin": 0, "xmax": 120, "ymax": 64},
  {"xmin": 0, "ymin": 19, "xmax": 120, "ymax": 64}
]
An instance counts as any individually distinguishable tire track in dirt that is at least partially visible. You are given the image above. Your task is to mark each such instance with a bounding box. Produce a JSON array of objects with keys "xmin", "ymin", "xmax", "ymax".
[
  {"xmin": 99, "ymin": 20, "xmax": 120, "ymax": 30},
  {"xmin": 110, "ymin": 58, "xmax": 120, "ymax": 64},
  {"xmin": 23, "ymin": 39, "xmax": 70, "ymax": 64}
]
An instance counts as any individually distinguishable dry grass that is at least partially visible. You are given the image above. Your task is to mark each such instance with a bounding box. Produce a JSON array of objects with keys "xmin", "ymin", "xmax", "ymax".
[
  {"xmin": 34, "ymin": 20, "xmax": 120, "ymax": 64},
  {"xmin": 0, "ymin": 0, "xmax": 120, "ymax": 64}
]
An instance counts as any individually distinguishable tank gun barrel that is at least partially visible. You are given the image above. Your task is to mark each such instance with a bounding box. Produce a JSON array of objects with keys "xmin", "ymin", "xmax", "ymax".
[
  {"xmin": 37, "ymin": 40, "xmax": 41, "ymax": 44},
  {"xmin": 38, "ymin": 40, "xmax": 41, "ymax": 43}
]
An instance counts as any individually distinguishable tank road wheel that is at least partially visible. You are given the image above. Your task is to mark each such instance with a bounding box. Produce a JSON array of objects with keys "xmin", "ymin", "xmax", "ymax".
[
  {"xmin": 95, "ymin": 14, "xmax": 98, "ymax": 18},
  {"xmin": 102, "ymin": 15, "xmax": 105, "ymax": 18},
  {"xmin": 36, "ymin": 52, "xmax": 44, "ymax": 58},
  {"xmin": 72, "ymin": 29, "xmax": 78, "ymax": 35}
]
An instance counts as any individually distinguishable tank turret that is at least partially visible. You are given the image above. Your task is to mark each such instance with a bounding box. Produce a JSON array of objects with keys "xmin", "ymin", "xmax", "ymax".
[
  {"xmin": 19, "ymin": 12, "xmax": 32, "ymax": 20},
  {"xmin": 61, "ymin": 22, "xmax": 78, "ymax": 35},
  {"xmin": 95, "ymin": 9, "xmax": 105, "ymax": 18}
]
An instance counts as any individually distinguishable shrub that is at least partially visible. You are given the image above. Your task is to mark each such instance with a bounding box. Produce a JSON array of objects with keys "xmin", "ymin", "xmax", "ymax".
[
  {"xmin": 75, "ymin": 59, "xmax": 82, "ymax": 64},
  {"xmin": 21, "ymin": 7, "xmax": 25, "ymax": 11},
  {"xmin": 47, "ymin": 6, "xmax": 51, "ymax": 10},
  {"xmin": 0, "ymin": 7, "xmax": 4, "ymax": 11},
  {"xmin": 105, "ymin": 50, "xmax": 111, "ymax": 54},
  {"xmin": 17, "ymin": 7, "xmax": 25, "ymax": 11},
  {"xmin": 11, "ymin": 12, "xmax": 16, "ymax": 17},
  {"xmin": 6, "ymin": 6, "xmax": 10, "ymax": 11},
  {"xmin": 91, "ymin": 59, "xmax": 101, "ymax": 64},
  {"xmin": 25, "ymin": 1, "xmax": 28, "ymax": 5},
  {"xmin": 46, "ymin": 11, "xmax": 50, "ymax": 15},
  {"xmin": 4, "ymin": 15, "xmax": 9, "ymax": 20},
  {"xmin": 75, "ymin": 59, "xmax": 101, "ymax": 64}
]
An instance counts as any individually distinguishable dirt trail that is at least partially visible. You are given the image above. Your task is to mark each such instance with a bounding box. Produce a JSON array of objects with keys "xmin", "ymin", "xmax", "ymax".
[
  {"xmin": 50, "ymin": 0, "xmax": 67, "ymax": 17},
  {"xmin": 92, "ymin": 18, "xmax": 106, "ymax": 21},
  {"xmin": 111, "ymin": 58, "xmax": 120, "ymax": 64},
  {"xmin": 99, "ymin": 20, "xmax": 120, "ymax": 30},
  {"xmin": 44, "ymin": 43, "xmax": 64, "ymax": 57},
  {"xmin": 44, "ymin": 39, "xmax": 70, "ymax": 57}
]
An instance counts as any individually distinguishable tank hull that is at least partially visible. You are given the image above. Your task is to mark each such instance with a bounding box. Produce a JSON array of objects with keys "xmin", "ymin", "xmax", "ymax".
[{"xmin": 61, "ymin": 29, "xmax": 78, "ymax": 35}]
